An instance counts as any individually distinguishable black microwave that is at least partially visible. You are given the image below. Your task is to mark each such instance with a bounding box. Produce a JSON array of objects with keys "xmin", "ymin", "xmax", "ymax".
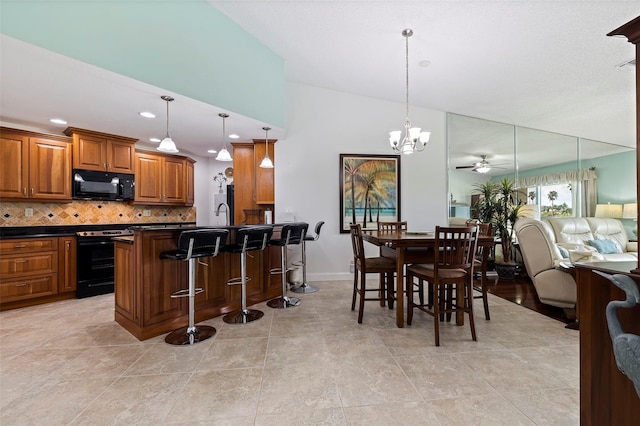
[{"xmin": 72, "ymin": 169, "xmax": 135, "ymax": 201}]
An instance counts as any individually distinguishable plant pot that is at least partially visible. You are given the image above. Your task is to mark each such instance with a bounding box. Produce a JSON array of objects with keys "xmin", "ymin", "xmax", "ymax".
[{"xmin": 494, "ymin": 262, "xmax": 517, "ymax": 280}]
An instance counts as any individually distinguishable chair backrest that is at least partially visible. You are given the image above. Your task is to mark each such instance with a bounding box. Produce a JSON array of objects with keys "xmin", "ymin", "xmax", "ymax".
[
  {"xmin": 377, "ymin": 221, "xmax": 408, "ymax": 231},
  {"xmin": 236, "ymin": 226, "xmax": 273, "ymax": 252},
  {"xmin": 280, "ymin": 222, "xmax": 308, "ymax": 245},
  {"xmin": 178, "ymin": 229, "xmax": 229, "ymax": 258},
  {"xmin": 313, "ymin": 221, "xmax": 325, "ymax": 238},
  {"xmin": 349, "ymin": 224, "xmax": 366, "ymax": 266},
  {"xmin": 433, "ymin": 225, "xmax": 478, "ymax": 272}
]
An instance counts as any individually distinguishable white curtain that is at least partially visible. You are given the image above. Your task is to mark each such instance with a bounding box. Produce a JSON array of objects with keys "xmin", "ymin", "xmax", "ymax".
[{"xmin": 517, "ymin": 168, "xmax": 597, "ymax": 217}]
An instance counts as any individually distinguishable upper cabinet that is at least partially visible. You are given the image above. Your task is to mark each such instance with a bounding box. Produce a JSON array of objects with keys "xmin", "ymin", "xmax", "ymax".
[
  {"xmin": 0, "ymin": 128, "xmax": 72, "ymax": 202},
  {"xmin": 134, "ymin": 150, "xmax": 194, "ymax": 206},
  {"xmin": 231, "ymin": 140, "xmax": 276, "ymax": 224},
  {"xmin": 64, "ymin": 127, "xmax": 137, "ymax": 174}
]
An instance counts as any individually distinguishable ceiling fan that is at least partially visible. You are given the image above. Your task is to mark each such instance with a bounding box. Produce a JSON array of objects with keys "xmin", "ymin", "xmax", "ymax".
[{"xmin": 455, "ymin": 155, "xmax": 494, "ymax": 173}]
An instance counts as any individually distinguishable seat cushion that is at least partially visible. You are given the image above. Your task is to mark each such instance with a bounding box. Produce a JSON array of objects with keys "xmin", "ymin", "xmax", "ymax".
[
  {"xmin": 408, "ymin": 263, "xmax": 467, "ymax": 279},
  {"xmin": 360, "ymin": 256, "xmax": 396, "ymax": 273}
]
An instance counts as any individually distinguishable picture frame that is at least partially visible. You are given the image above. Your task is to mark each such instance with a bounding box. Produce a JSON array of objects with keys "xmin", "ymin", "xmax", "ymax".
[{"xmin": 339, "ymin": 153, "xmax": 401, "ymax": 233}]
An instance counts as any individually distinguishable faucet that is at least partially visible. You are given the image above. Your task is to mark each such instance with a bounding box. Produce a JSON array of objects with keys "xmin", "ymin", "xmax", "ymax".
[{"xmin": 215, "ymin": 202, "xmax": 230, "ymax": 226}]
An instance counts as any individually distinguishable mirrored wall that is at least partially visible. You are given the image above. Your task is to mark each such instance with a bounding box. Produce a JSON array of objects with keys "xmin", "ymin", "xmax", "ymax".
[{"xmin": 447, "ymin": 113, "xmax": 636, "ymax": 235}]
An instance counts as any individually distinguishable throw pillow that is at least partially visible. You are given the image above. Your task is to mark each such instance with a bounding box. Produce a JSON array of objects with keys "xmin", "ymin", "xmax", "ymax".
[
  {"xmin": 587, "ymin": 239, "xmax": 622, "ymax": 254},
  {"xmin": 558, "ymin": 246, "xmax": 570, "ymax": 258}
]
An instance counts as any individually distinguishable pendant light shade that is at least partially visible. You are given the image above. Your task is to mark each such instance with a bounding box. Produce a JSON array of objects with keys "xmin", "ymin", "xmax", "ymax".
[
  {"xmin": 157, "ymin": 95, "xmax": 179, "ymax": 153},
  {"xmin": 215, "ymin": 113, "xmax": 233, "ymax": 161},
  {"xmin": 389, "ymin": 29, "xmax": 430, "ymax": 155},
  {"xmin": 259, "ymin": 126, "xmax": 274, "ymax": 169}
]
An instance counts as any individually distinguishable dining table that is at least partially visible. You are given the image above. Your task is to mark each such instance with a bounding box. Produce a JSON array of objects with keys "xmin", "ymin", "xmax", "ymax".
[{"xmin": 361, "ymin": 229, "xmax": 495, "ymax": 328}]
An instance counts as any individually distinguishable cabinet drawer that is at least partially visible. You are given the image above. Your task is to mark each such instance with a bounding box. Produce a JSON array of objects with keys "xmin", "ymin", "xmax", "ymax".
[
  {"xmin": 0, "ymin": 252, "xmax": 58, "ymax": 278},
  {"xmin": 0, "ymin": 238, "xmax": 57, "ymax": 254},
  {"xmin": 0, "ymin": 275, "xmax": 57, "ymax": 303}
]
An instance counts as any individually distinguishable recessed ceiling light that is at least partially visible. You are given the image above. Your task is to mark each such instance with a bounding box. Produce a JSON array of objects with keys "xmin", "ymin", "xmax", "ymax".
[
  {"xmin": 418, "ymin": 60, "xmax": 431, "ymax": 68},
  {"xmin": 149, "ymin": 137, "xmax": 161, "ymax": 143},
  {"xmin": 49, "ymin": 118, "xmax": 67, "ymax": 125},
  {"xmin": 228, "ymin": 134, "xmax": 239, "ymax": 139},
  {"xmin": 207, "ymin": 149, "xmax": 218, "ymax": 154},
  {"xmin": 139, "ymin": 112, "xmax": 156, "ymax": 118}
]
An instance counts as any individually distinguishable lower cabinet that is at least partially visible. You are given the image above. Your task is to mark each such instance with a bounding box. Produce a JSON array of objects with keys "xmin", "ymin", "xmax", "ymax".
[{"xmin": 0, "ymin": 236, "xmax": 77, "ymax": 310}]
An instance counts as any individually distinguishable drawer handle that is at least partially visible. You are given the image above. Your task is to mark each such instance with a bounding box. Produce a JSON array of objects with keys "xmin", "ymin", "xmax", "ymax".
[
  {"xmin": 14, "ymin": 283, "xmax": 29, "ymax": 287},
  {"xmin": 14, "ymin": 260, "xmax": 28, "ymax": 264},
  {"xmin": 13, "ymin": 244, "xmax": 27, "ymax": 248}
]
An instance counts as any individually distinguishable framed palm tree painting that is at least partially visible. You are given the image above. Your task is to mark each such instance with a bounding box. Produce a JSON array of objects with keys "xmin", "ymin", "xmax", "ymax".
[{"xmin": 339, "ymin": 154, "xmax": 401, "ymax": 233}]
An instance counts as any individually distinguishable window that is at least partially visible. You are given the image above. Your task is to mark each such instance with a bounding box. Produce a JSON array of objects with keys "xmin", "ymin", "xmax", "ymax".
[{"xmin": 528, "ymin": 182, "xmax": 574, "ymax": 217}]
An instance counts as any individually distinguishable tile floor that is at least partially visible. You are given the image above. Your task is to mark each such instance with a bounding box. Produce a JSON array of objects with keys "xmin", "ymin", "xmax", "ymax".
[{"xmin": 0, "ymin": 281, "xmax": 580, "ymax": 425}]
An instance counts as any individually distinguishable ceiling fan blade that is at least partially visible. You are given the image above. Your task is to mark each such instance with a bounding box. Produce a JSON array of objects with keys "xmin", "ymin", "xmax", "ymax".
[{"xmin": 455, "ymin": 165, "xmax": 476, "ymax": 169}]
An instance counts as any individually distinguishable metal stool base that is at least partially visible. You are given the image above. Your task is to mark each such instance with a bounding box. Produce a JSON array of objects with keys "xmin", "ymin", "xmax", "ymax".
[
  {"xmin": 164, "ymin": 325, "xmax": 217, "ymax": 346},
  {"xmin": 267, "ymin": 296, "xmax": 301, "ymax": 309},
  {"xmin": 223, "ymin": 309, "xmax": 264, "ymax": 324},
  {"xmin": 290, "ymin": 283, "xmax": 319, "ymax": 293}
]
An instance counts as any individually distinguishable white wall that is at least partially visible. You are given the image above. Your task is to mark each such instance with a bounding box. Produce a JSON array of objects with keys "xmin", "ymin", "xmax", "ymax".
[
  {"xmin": 275, "ymin": 83, "xmax": 449, "ymax": 281},
  {"xmin": 193, "ymin": 82, "xmax": 450, "ymax": 280}
]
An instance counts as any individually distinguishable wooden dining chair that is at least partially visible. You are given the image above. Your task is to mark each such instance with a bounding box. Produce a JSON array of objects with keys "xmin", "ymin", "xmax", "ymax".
[
  {"xmin": 466, "ymin": 220, "xmax": 493, "ymax": 320},
  {"xmin": 349, "ymin": 224, "xmax": 397, "ymax": 323},
  {"xmin": 406, "ymin": 225, "xmax": 478, "ymax": 346},
  {"xmin": 377, "ymin": 221, "xmax": 408, "ymax": 231}
]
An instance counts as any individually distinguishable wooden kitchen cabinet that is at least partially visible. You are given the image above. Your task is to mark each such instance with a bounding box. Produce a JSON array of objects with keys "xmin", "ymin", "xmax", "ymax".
[
  {"xmin": 0, "ymin": 237, "xmax": 59, "ymax": 307},
  {"xmin": 114, "ymin": 240, "xmax": 135, "ymax": 322},
  {"xmin": 231, "ymin": 140, "xmax": 276, "ymax": 224},
  {"xmin": 65, "ymin": 127, "xmax": 137, "ymax": 174},
  {"xmin": 134, "ymin": 150, "xmax": 194, "ymax": 205},
  {"xmin": 0, "ymin": 128, "xmax": 72, "ymax": 202},
  {"xmin": 58, "ymin": 236, "xmax": 77, "ymax": 293},
  {"xmin": 0, "ymin": 236, "xmax": 78, "ymax": 310}
]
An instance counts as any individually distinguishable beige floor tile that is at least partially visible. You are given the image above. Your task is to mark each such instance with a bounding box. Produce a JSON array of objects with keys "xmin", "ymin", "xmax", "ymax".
[
  {"xmin": 427, "ymin": 393, "xmax": 536, "ymax": 425},
  {"xmin": 343, "ymin": 402, "xmax": 440, "ymax": 425},
  {"xmin": 503, "ymin": 387, "xmax": 580, "ymax": 425},
  {"xmin": 70, "ymin": 373, "xmax": 190, "ymax": 425},
  {"xmin": 197, "ymin": 336, "xmax": 268, "ymax": 371},
  {"xmin": 58, "ymin": 344, "xmax": 151, "ymax": 379},
  {"xmin": 255, "ymin": 407, "xmax": 347, "ymax": 425},
  {"xmin": 1, "ymin": 377, "xmax": 115, "ymax": 425},
  {"xmin": 124, "ymin": 340, "xmax": 213, "ymax": 376},
  {"xmin": 164, "ymin": 369, "xmax": 262, "ymax": 422}
]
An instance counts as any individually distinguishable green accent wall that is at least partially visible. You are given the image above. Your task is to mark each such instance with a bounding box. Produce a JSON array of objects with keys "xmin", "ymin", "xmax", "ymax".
[{"xmin": 0, "ymin": 0, "xmax": 284, "ymax": 127}]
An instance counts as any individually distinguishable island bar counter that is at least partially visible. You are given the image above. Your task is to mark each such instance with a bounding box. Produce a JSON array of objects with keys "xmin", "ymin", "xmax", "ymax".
[{"xmin": 114, "ymin": 225, "xmax": 283, "ymax": 340}]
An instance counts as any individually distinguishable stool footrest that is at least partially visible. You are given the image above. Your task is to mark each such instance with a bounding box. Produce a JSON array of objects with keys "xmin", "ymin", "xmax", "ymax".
[
  {"xmin": 227, "ymin": 276, "xmax": 252, "ymax": 286},
  {"xmin": 169, "ymin": 288, "xmax": 204, "ymax": 298},
  {"xmin": 270, "ymin": 267, "xmax": 296, "ymax": 275},
  {"xmin": 292, "ymin": 260, "xmax": 304, "ymax": 267}
]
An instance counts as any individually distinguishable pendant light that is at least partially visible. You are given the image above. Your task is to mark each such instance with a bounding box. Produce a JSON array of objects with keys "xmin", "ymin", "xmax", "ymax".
[
  {"xmin": 389, "ymin": 29, "xmax": 430, "ymax": 155},
  {"xmin": 259, "ymin": 126, "xmax": 274, "ymax": 169},
  {"xmin": 157, "ymin": 95, "xmax": 179, "ymax": 153},
  {"xmin": 215, "ymin": 113, "xmax": 233, "ymax": 161}
]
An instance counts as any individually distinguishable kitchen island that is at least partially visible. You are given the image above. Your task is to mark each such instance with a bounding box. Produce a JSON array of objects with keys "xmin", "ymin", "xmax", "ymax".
[{"xmin": 114, "ymin": 225, "xmax": 283, "ymax": 340}]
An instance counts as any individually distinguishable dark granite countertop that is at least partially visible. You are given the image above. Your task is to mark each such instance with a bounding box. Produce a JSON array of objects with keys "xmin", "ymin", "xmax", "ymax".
[{"xmin": 0, "ymin": 222, "xmax": 196, "ymax": 239}]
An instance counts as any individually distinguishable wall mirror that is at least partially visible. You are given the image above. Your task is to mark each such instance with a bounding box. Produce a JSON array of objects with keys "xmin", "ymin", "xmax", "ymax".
[{"xmin": 447, "ymin": 113, "xmax": 636, "ymax": 235}]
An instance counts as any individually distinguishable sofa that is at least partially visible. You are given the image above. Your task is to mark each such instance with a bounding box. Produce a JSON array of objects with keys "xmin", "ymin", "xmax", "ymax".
[{"xmin": 514, "ymin": 217, "xmax": 637, "ymax": 308}]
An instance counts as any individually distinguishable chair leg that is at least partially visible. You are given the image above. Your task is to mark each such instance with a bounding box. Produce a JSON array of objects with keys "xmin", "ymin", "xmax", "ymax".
[
  {"xmin": 267, "ymin": 245, "xmax": 301, "ymax": 309},
  {"xmin": 467, "ymin": 280, "xmax": 477, "ymax": 341},
  {"xmin": 357, "ymin": 272, "xmax": 366, "ymax": 324},
  {"xmin": 406, "ymin": 272, "xmax": 414, "ymax": 325},
  {"xmin": 378, "ymin": 274, "xmax": 385, "ymax": 307},
  {"xmin": 433, "ymin": 282, "xmax": 440, "ymax": 347},
  {"xmin": 351, "ymin": 269, "xmax": 358, "ymax": 311},
  {"xmin": 387, "ymin": 272, "xmax": 395, "ymax": 309},
  {"xmin": 482, "ymin": 275, "xmax": 490, "ymax": 320}
]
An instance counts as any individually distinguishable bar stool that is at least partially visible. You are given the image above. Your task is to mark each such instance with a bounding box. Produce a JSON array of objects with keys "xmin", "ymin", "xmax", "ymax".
[
  {"xmin": 267, "ymin": 222, "xmax": 309, "ymax": 309},
  {"xmin": 159, "ymin": 228, "xmax": 229, "ymax": 345},
  {"xmin": 291, "ymin": 221, "xmax": 325, "ymax": 294},
  {"xmin": 223, "ymin": 226, "xmax": 273, "ymax": 324}
]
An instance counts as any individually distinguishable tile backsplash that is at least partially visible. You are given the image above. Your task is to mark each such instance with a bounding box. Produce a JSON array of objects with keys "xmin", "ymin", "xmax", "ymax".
[{"xmin": 0, "ymin": 201, "xmax": 196, "ymax": 227}]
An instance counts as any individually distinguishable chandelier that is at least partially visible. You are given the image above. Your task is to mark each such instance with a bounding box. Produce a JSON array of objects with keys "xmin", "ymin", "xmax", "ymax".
[
  {"xmin": 259, "ymin": 126, "xmax": 274, "ymax": 168},
  {"xmin": 215, "ymin": 113, "xmax": 233, "ymax": 161},
  {"xmin": 389, "ymin": 29, "xmax": 430, "ymax": 155},
  {"xmin": 157, "ymin": 95, "xmax": 179, "ymax": 153}
]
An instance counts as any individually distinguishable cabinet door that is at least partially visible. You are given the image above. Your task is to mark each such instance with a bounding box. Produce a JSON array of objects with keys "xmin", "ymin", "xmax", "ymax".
[
  {"xmin": 254, "ymin": 142, "xmax": 275, "ymax": 204},
  {"xmin": 74, "ymin": 134, "xmax": 107, "ymax": 171},
  {"xmin": 1, "ymin": 275, "xmax": 57, "ymax": 303},
  {"xmin": 29, "ymin": 138, "xmax": 72, "ymax": 201},
  {"xmin": 108, "ymin": 140, "xmax": 135, "ymax": 174},
  {"xmin": 162, "ymin": 157, "xmax": 185, "ymax": 204},
  {"xmin": 135, "ymin": 152, "xmax": 163, "ymax": 203},
  {"xmin": 58, "ymin": 237, "xmax": 77, "ymax": 293},
  {"xmin": 114, "ymin": 241, "xmax": 135, "ymax": 321},
  {"xmin": 185, "ymin": 159, "xmax": 195, "ymax": 206},
  {"xmin": 0, "ymin": 132, "xmax": 29, "ymax": 199}
]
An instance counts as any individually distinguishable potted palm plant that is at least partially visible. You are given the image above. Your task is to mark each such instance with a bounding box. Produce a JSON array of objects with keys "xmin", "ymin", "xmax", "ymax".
[{"xmin": 472, "ymin": 177, "xmax": 522, "ymax": 279}]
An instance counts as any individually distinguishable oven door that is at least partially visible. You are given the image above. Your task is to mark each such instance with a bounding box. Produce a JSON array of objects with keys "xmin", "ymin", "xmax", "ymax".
[{"xmin": 76, "ymin": 237, "xmax": 115, "ymax": 298}]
